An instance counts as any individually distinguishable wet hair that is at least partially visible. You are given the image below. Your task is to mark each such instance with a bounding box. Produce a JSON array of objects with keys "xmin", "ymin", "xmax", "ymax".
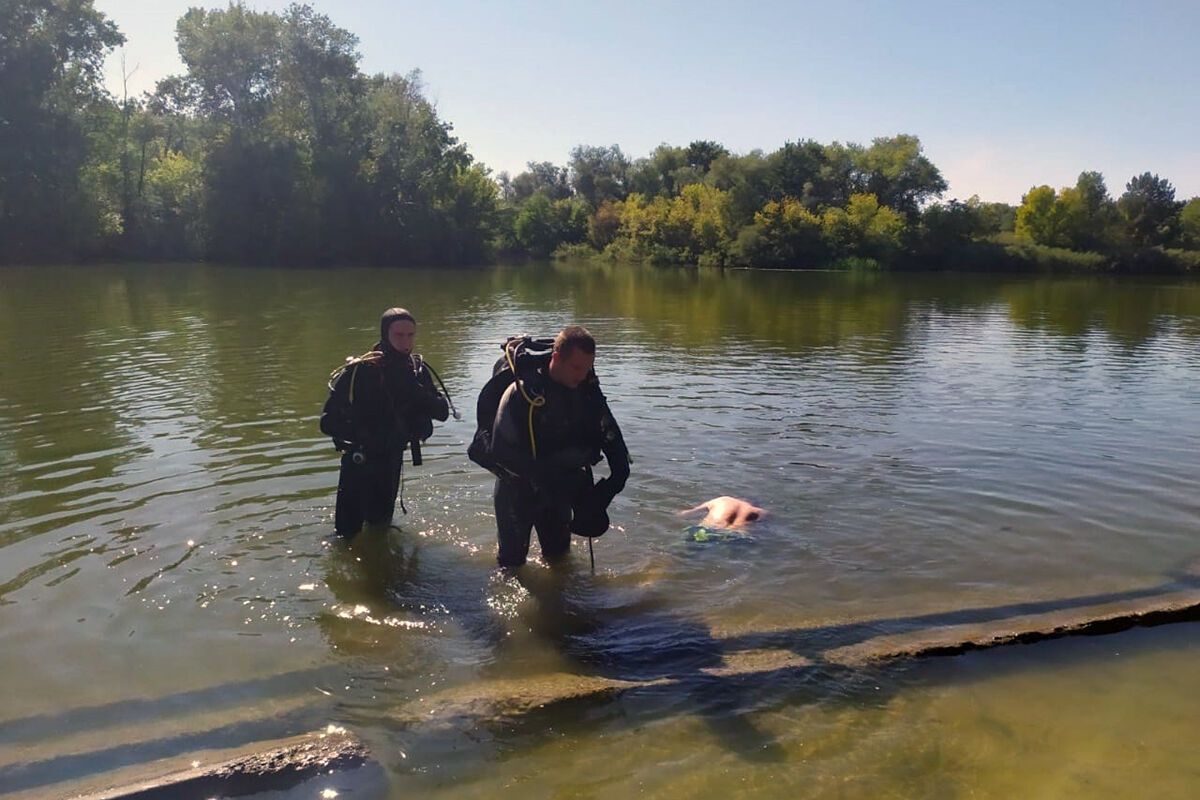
[{"xmin": 553, "ymin": 325, "xmax": 596, "ymax": 359}]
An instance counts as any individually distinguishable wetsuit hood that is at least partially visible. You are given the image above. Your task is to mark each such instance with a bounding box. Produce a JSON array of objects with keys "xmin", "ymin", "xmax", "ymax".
[{"xmin": 378, "ymin": 307, "xmax": 415, "ymax": 359}]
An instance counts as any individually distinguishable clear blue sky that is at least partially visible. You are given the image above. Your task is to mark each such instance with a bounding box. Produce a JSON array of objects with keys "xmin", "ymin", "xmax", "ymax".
[{"xmin": 97, "ymin": 0, "xmax": 1199, "ymax": 204}]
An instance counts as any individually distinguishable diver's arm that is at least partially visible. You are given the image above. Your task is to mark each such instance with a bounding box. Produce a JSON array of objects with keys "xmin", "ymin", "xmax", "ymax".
[
  {"xmin": 594, "ymin": 402, "xmax": 630, "ymax": 499},
  {"xmin": 416, "ymin": 367, "xmax": 450, "ymax": 422}
]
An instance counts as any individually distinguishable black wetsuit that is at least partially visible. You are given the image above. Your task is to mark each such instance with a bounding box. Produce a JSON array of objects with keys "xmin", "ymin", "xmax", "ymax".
[
  {"xmin": 489, "ymin": 369, "xmax": 629, "ymax": 567},
  {"xmin": 320, "ymin": 351, "xmax": 448, "ymax": 536}
]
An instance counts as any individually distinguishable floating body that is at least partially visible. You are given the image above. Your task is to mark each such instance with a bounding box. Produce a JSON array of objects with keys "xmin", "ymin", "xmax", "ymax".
[{"xmin": 680, "ymin": 496, "xmax": 766, "ymax": 530}]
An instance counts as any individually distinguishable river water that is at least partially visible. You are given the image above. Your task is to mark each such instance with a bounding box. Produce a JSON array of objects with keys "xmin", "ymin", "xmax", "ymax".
[{"xmin": 1, "ymin": 262, "xmax": 1198, "ymax": 798}]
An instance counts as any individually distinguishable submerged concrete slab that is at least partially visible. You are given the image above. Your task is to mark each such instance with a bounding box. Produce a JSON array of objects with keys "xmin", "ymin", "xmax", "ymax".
[
  {"xmin": 396, "ymin": 585, "xmax": 1200, "ymax": 725},
  {"xmin": 397, "ymin": 673, "xmax": 673, "ymax": 725},
  {"xmin": 11, "ymin": 727, "xmax": 368, "ymax": 800},
  {"xmin": 823, "ymin": 588, "xmax": 1200, "ymax": 666}
]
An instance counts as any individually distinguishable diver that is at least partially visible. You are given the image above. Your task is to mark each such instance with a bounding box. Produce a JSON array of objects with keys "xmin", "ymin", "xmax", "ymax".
[
  {"xmin": 320, "ymin": 308, "xmax": 450, "ymax": 538},
  {"xmin": 470, "ymin": 325, "xmax": 631, "ymax": 569}
]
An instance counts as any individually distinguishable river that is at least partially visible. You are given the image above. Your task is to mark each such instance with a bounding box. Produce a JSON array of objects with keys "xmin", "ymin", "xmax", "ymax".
[{"xmin": 1, "ymin": 262, "xmax": 1198, "ymax": 798}]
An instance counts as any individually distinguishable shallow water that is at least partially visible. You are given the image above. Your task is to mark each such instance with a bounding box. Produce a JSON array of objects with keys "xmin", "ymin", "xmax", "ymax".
[{"xmin": 1, "ymin": 262, "xmax": 1198, "ymax": 798}]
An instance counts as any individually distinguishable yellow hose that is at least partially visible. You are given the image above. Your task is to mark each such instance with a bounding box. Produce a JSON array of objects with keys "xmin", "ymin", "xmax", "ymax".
[{"xmin": 505, "ymin": 340, "xmax": 545, "ymax": 458}]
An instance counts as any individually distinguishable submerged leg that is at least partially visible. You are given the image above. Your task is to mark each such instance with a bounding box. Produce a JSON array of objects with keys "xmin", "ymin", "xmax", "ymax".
[
  {"xmin": 534, "ymin": 498, "xmax": 573, "ymax": 564},
  {"xmin": 495, "ymin": 477, "xmax": 537, "ymax": 568},
  {"xmin": 334, "ymin": 455, "xmax": 365, "ymax": 538},
  {"xmin": 362, "ymin": 454, "xmax": 402, "ymax": 526}
]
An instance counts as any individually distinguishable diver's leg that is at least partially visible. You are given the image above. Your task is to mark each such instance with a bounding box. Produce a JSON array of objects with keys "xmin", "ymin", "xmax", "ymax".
[
  {"xmin": 362, "ymin": 455, "xmax": 400, "ymax": 526},
  {"xmin": 534, "ymin": 469, "xmax": 592, "ymax": 562},
  {"xmin": 334, "ymin": 455, "xmax": 365, "ymax": 538},
  {"xmin": 494, "ymin": 477, "xmax": 535, "ymax": 568},
  {"xmin": 533, "ymin": 496, "xmax": 573, "ymax": 563}
]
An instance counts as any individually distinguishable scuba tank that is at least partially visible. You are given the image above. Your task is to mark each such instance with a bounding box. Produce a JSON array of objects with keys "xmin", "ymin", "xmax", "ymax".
[{"xmin": 467, "ymin": 336, "xmax": 556, "ymax": 475}]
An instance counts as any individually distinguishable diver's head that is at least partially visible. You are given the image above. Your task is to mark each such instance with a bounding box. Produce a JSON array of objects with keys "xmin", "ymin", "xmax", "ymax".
[
  {"xmin": 549, "ymin": 325, "xmax": 595, "ymax": 389},
  {"xmin": 380, "ymin": 307, "xmax": 416, "ymax": 356}
]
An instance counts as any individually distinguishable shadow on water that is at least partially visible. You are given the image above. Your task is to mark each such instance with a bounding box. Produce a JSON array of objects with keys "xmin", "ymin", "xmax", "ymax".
[
  {"xmin": 0, "ymin": 667, "xmax": 340, "ymax": 795},
  {"xmin": 381, "ymin": 541, "xmax": 1200, "ymax": 777},
  {"xmin": 466, "ymin": 554, "xmax": 797, "ymax": 765}
]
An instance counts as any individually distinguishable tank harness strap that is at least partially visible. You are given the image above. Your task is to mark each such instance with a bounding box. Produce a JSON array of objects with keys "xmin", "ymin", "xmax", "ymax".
[{"xmin": 328, "ymin": 350, "xmax": 382, "ymax": 396}]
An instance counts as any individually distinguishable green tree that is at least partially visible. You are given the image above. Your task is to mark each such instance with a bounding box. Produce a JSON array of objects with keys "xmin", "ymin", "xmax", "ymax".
[
  {"xmin": 165, "ymin": 3, "xmax": 298, "ymax": 261},
  {"xmin": 967, "ymin": 196, "xmax": 1016, "ymax": 235},
  {"xmin": 608, "ymin": 184, "xmax": 732, "ymax": 264},
  {"xmin": 1015, "ymin": 185, "xmax": 1063, "ymax": 245},
  {"xmin": 853, "ymin": 134, "xmax": 947, "ymax": 216},
  {"xmin": 705, "ymin": 151, "xmax": 772, "ymax": 230},
  {"xmin": 569, "ymin": 144, "xmax": 629, "ymax": 208},
  {"xmin": 360, "ymin": 71, "xmax": 472, "ymax": 263},
  {"xmin": 1179, "ymin": 198, "xmax": 1200, "ymax": 249},
  {"xmin": 0, "ymin": 0, "xmax": 124, "ymax": 261},
  {"xmin": 731, "ymin": 197, "xmax": 825, "ymax": 267},
  {"xmin": 920, "ymin": 199, "xmax": 981, "ymax": 251},
  {"xmin": 1118, "ymin": 172, "xmax": 1181, "ymax": 247},
  {"xmin": 147, "ymin": 75, "xmax": 201, "ymax": 154},
  {"xmin": 588, "ymin": 201, "xmax": 623, "ymax": 249},
  {"xmin": 276, "ymin": 3, "xmax": 368, "ymax": 263},
  {"xmin": 204, "ymin": 135, "xmax": 314, "ymax": 263},
  {"xmin": 513, "ymin": 192, "xmax": 585, "ymax": 256},
  {"xmin": 173, "ymin": 2, "xmax": 282, "ymax": 128},
  {"xmin": 140, "ymin": 150, "xmax": 205, "ymax": 257},
  {"xmin": 1056, "ymin": 171, "xmax": 1115, "ymax": 251},
  {"xmin": 821, "ymin": 193, "xmax": 904, "ymax": 260},
  {"xmin": 510, "ymin": 161, "xmax": 571, "ymax": 202},
  {"xmin": 429, "ymin": 163, "xmax": 499, "ymax": 263},
  {"xmin": 684, "ymin": 140, "xmax": 728, "ymax": 172},
  {"xmin": 627, "ymin": 144, "xmax": 688, "ymax": 197},
  {"xmin": 766, "ymin": 139, "xmax": 827, "ymax": 208}
]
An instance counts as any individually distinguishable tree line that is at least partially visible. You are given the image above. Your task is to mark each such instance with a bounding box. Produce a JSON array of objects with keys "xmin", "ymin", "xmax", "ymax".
[{"xmin": 3, "ymin": 1, "xmax": 1198, "ymax": 273}]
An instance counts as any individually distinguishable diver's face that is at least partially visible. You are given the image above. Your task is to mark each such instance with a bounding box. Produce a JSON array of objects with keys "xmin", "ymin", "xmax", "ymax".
[
  {"xmin": 387, "ymin": 319, "xmax": 416, "ymax": 354},
  {"xmin": 549, "ymin": 347, "xmax": 594, "ymax": 389}
]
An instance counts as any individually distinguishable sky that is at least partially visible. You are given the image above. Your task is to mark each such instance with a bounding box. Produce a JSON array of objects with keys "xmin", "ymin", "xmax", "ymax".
[{"xmin": 96, "ymin": 0, "xmax": 1200, "ymax": 204}]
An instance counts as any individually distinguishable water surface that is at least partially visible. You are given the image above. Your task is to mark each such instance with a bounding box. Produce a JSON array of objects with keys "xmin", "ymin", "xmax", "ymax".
[{"xmin": 1, "ymin": 263, "xmax": 1198, "ymax": 798}]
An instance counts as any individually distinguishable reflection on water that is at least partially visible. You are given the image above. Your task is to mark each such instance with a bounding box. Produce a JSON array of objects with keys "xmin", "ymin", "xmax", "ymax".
[{"xmin": 1, "ymin": 263, "xmax": 1198, "ymax": 798}]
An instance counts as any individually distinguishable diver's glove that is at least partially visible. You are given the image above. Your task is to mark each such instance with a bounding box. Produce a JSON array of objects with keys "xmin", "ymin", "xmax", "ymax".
[
  {"xmin": 570, "ymin": 479, "xmax": 612, "ymax": 538},
  {"xmin": 569, "ymin": 475, "xmax": 624, "ymax": 538}
]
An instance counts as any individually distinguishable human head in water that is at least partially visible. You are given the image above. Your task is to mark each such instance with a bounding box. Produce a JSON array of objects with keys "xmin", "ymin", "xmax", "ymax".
[
  {"xmin": 380, "ymin": 307, "xmax": 416, "ymax": 356},
  {"xmin": 549, "ymin": 325, "xmax": 595, "ymax": 389}
]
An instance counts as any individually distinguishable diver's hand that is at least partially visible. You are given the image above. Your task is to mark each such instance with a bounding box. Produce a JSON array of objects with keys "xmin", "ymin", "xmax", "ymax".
[{"xmin": 591, "ymin": 477, "xmax": 618, "ymax": 509}]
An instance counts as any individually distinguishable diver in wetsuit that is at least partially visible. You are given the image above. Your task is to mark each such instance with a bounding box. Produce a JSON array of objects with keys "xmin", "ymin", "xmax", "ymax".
[
  {"xmin": 320, "ymin": 308, "xmax": 449, "ymax": 538},
  {"xmin": 487, "ymin": 326, "xmax": 630, "ymax": 568}
]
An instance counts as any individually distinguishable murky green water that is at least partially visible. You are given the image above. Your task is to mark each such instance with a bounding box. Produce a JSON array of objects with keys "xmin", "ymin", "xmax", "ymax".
[{"xmin": 1, "ymin": 263, "xmax": 1198, "ymax": 799}]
